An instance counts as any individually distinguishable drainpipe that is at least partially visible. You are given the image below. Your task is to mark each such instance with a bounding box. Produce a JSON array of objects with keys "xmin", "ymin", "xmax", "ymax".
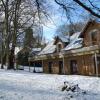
[{"xmin": 94, "ymin": 53, "xmax": 98, "ymax": 76}]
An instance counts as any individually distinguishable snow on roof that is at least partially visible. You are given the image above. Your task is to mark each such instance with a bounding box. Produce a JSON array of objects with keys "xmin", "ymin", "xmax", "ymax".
[
  {"xmin": 32, "ymin": 48, "xmax": 41, "ymax": 52},
  {"xmin": 38, "ymin": 40, "xmax": 56, "ymax": 55},
  {"xmin": 70, "ymin": 32, "xmax": 81, "ymax": 41},
  {"xmin": 38, "ymin": 32, "xmax": 82, "ymax": 55},
  {"xmin": 64, "ymin": 32, "xmax": 83, "ymax": 51},
  {"xmin": 58, "ymin": 35, "xmax": 69, "ymax": 42},
  {"xmin": 30, "ymin": 48, "xmax": 42, "ymax": 56},
  {"xmin": 64, "ymin": 38, "xmax": 83, "ymax": 51}
]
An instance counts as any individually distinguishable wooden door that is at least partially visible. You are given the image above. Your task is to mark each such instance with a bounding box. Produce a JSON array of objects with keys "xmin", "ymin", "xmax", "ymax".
[
  {"xmin": 48, "ymin": 62, "xmax": 52, "ymax": 73},
  {"xmin": 97, "ymin": 57, "xmax": 100, "ymax": 74},
  {"xmin": 59, "ymin": 61, "xmax": 63, "ymax": 74},
  {"xmin": 70, "ymin": 60, "xmax": 78, "ymax": 74}
]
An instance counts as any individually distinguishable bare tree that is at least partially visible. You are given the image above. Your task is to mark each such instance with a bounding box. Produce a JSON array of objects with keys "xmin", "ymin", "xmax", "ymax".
[
  {"xmin": 56, "ymin": 22, "xmax": 85, "ymax": 36},
  {"xmin": 1, "ymin": 0, "xmax": 10, "ymax": 69},
  {"xmin": 54, "ymin": 0, "xmax": 100, "ymax": 18},
  {"xmin": 73, "ymin": 0, "xmax": 100, "ymax": 18},
  {"xmin": 0, "ymin": 0, "xmax": 51, "ymax": 69}
]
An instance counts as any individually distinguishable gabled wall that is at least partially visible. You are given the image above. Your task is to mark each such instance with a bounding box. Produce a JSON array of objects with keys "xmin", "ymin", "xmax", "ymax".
[
  {"xmin": 82, "ymin": 21, "xmax": 100, "ymax": 47},
  {"xmin": 54, "ymin": 37, "xmax": 68, "ymax": 53}
]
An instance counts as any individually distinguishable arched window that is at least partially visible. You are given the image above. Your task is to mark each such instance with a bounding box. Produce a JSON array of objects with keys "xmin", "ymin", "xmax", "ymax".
[{"xmin": 90, "ymin": 29, "xmax": 99, "ymax": 45}]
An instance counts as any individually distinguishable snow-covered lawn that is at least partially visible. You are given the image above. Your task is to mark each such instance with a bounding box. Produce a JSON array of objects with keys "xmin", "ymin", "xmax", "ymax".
[{"xmin": 0, "ymin": 69, "xmax": 100, "ymax": 100}]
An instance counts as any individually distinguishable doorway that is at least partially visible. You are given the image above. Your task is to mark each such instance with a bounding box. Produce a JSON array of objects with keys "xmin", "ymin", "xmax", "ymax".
[
  {"xmin": 59, "ymin": 61, "xmax": 63, "ymax": 74},
  {"xmin": 48, "ymin": 62, "xmax": 52, "ymax": 73},
  {"xmin": 94, "ymin": 56, "xmax": 100, "ymax": 75},
  {"xmin": 70, "ymin": 60, "xmax": 78, "ymax": 74}
]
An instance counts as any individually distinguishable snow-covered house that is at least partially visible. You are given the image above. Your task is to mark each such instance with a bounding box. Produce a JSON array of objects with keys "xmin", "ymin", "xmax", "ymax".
[{"xmin": 29, "ymin": 20, "xmax": 100, "ymax": 76}]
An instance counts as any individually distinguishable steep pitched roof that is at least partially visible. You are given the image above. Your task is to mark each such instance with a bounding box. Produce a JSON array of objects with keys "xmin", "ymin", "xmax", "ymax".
[
  {"xmin": 63, "ymin": 32, "xmax": 83, "ymax": 51},
  {"xmin": 54, "ymin": 35, "xmax": 69, "ymax": 44},
  {"xmin": 38, "ymin": 32, "xmax": 82, "ymax": 55},
  {"xmin": 38, "ymin": 40, "xmax": 56, "ymax": 55}
]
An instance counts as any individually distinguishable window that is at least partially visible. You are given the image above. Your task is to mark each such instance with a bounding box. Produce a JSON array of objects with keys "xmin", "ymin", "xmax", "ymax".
[
  {"xmin": 90, "ymin": 29, "xmax": 99, "ymax": 45},
  {"xmin": 91, "ymin": 31, "xmax": 97, "ymax": 44},
  {"xmin": 70, "ymin": 60, "xmax": 78, "ymax": 74},
  {"xmin": 58, "ymin": 44, "xmax": 62, "ymax": 52}
]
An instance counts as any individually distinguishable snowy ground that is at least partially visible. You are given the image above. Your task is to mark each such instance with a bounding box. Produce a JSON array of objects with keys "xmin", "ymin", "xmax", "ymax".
[{"xmin": 0, "ymin": 69, "xmax": 100, "ymax": 100}]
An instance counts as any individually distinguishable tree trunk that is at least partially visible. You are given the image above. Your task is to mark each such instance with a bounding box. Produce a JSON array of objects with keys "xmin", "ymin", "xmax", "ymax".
[
  {"xmin": 7, "ymin": 46, "xmax": 15, "ymax": 69},
  {"xmin": 1, "ymin": 54, "xmax": 6, "ymax": 69},
  {"xmin": 5, "ymin": 0, "xmax": 10, "ymax": 69},
  {"xmin": 1, "ymin": 30, "xmax": 4, "ymax": 69},
  {"xmin": 7, "ymin": 0, "xmax": 22, "ymax": 70},
  {"xmin": 1, "ymin": 58, "xmax": 4, "ymax": 69},
  {"xmin": 1, "ymin": 65, "xmax": 4, "ymax": 69}
]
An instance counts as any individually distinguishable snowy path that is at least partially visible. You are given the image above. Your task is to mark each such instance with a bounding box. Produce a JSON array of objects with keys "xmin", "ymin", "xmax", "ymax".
[{"xmin": 0, "ymin": 70, "xmax": 100, "ymax": 100}]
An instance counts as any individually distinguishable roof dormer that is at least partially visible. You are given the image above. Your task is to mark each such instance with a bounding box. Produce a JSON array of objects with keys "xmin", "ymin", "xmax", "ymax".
[{"xmin": 54, "ymin": 35, "xmax": 70, "ymax": 52}]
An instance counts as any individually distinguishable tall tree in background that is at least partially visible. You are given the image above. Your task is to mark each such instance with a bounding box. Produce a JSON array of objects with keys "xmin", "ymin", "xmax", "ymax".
[
  {"xmin": 17, "ymin": 27, "xmax": 34, "ymax": 66},
  {"xmin": 24, "ymin": 27, "xmax": 35, "ymax": 48},
  {"xmin": 17, "ymin": 26, "xmax": 44, "ymax": 66}
]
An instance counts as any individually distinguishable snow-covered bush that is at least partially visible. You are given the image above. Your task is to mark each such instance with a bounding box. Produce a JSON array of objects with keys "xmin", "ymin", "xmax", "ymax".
[
  {"xmin": 62, "ymin": 81, "xmax": 86, "ymax": 93},
  {"xmin": 61, "ymin": 81, "xmax": 87, "ymax": 99}
]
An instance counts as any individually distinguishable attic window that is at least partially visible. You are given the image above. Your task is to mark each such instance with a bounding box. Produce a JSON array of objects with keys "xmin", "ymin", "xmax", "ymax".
[
  {"xmin": 58, "ymin": 44, "xmax": 62, "ymax": 52},
  {"xmin": 90, "ymin": 29, "xmax": 99, "ymax": 45}
]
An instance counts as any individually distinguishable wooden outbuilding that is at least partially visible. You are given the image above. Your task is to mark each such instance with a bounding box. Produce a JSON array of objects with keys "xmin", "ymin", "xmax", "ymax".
[{"xmin": 29, "ymin": 20, "xmax": 100, "ymax": 76}]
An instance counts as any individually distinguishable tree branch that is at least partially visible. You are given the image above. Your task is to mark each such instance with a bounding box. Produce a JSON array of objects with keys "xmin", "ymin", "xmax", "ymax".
[
  {"xmin": 88, "ymin": 0, "xmax": 100, "ymax": 12},
  {"xmin": 73, "ymin": 0, "xmax": 100, "ymax": 18},
  {"xmin": 54, "ymin": 0, "xmax": 75, "ymax": 11},
  {"xmin": 1, "ymin": 0, "xmax": 6, "ymax": 8}
]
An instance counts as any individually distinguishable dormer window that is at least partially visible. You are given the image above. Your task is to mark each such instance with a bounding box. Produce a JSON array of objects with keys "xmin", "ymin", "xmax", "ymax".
[
  {"xmin": 58, "ymin": 44, "xmax": 61, "ymax": 52},
  {"xmin": 90, "ymin": 29, "xmax": 99, "ymax": 45},
  {"xmin": 57, "ymin": 42, "xmax": 63, "ymax": 52}
]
